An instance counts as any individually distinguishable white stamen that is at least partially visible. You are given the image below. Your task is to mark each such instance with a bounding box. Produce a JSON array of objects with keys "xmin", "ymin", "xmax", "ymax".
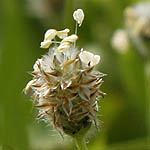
[
  {"xmin": 73, "ymin": 9, "xmax": 84, "ymax": 27},
  {"xmin": 56, "ymin": 42, "xmax": 71, "ymax": 53},
  {"xmin": 62, "ymin": 34, "xmax": 78, "ymax": 43},
  {"xmin": 40, "ymin": 40, "xmax": 52, "ymax": 48},
  {"xmin": 44, "ymin": 29, "xmax": 57, "ymax": 41},
  {"xmin": 57, "ymin": 28, "xmax": 70, "ymax": 39}
]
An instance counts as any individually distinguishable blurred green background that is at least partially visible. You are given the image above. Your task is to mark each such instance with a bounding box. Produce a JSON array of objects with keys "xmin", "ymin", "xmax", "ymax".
[{"xmin": 0, "ymin": 0, "xmax": 149, "ymax": 150}]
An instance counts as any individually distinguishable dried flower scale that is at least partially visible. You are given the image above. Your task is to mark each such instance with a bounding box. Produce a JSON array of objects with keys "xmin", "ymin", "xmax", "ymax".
[{"xmin": 25, "ymin": 9, "xmax": 105, "ymax": 137}]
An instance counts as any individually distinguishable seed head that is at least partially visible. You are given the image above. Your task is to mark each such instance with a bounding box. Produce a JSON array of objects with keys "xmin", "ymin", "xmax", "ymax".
[{"xmin": 25, "ymin": 9, "xmax": 105, "ymax": 136}]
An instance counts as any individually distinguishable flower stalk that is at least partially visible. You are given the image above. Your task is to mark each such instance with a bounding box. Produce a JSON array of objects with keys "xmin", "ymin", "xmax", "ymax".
[
  {"xmin": 24, "ymin": 8, "xmax": 105, "ymax": 150},
  {"xmin": 74, "ymin": 136, "xmax": 88, "ymax": 150}
]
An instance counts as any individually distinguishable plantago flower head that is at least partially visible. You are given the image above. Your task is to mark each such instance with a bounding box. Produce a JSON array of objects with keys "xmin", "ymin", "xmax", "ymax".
[{"xmin": 25, "ymin": 8, "xmax": 105, "ymax": 137}]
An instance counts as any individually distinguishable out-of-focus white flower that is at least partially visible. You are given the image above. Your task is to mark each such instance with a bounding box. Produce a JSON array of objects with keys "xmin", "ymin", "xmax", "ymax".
[
  {"xmin": 27, "ymin": 0, "xmax": 51, "ymax": 19},
  {"xmin": 62, "ymin": 34, "xmax": 78, "ymax": 43},
  {"xmin": 132, "ymin": 17, "xmax": 148, "ymax": 36},
  {"xmin": 79, "ymin": 50, "xmax": 100, "ymax": 66},
  {"xmin": 40, "ymin": 40, "xmax": 52, "ymax": 48},
  {"xmin": 57, "ymin": 28, "xmax": 70, "ymax": 39},
  {"xmin": 111, "ymin": 29, "xmax": 129, "ymax": 53},
  {"xmin": 44, "ymin": 29, "xmax": 57, "ymax": 41},
  {"xmin": 125, "ymin": 2, "xmax": 150, "ymax": 38},
  {"xmin": 73, "ymin": 9, "xmax": 84, "ymax": 27},
  {"xmin": 134, "ymin": 2, "xmax": 150, "ymax": 18}
]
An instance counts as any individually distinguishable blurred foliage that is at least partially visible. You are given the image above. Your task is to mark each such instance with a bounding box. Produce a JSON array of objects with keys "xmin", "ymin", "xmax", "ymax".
[{"xmin": 0, "ymin": 0, "xmax": 149, "ymax": 150}]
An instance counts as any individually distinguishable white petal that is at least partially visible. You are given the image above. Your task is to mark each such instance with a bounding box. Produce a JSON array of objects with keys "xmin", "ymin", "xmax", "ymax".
[
  {"xmin": 57, "ymin": 28, "xmax": 70, "ymax": 39},
  {"xmin": 93, "ymin": 55, "xmax": 100, "ymax": 65},
  {"xmin": 44, "ymin": 29, "xmax": 57, "ymax": 41},
  {"xmin": 73, "ymin": 9, "xmax": 84, "ymax": 27},
  {"xmin": 62, "ymin": 34, "xmax": 78, "ymax": 43},
  {"xmin": 79, "ymin": 50, "xmax": 100, "ymax": 66},
  {"xmin": 79, "ymin": 51, "xmax": 94, "ymax": 64},
  {"xmin": 40, "ymin": 40, "xmax": 52, "ymax": 48}
]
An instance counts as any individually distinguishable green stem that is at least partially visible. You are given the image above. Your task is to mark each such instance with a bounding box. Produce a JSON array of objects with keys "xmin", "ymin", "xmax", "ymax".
[
  {"xmin": 72, "ymin": 122, "xmax": 91, "ymax": 150},
  {"xmin": 146, "ymin": 61, "xmax": 150, "ymax": 145},
  {"xmin": 143, "ymin": 39, "xmax": 150, "ymax": 146},
  {"xmin": 74, "ymin": 22, "xmax": 78, "ymax": 48},
  {"xmin": 74, "ymin": 136, "xmax": 88, "ymax": 150}
]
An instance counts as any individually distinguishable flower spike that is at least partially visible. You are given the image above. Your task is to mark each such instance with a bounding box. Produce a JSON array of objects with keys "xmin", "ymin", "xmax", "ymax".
[{"xmin": 25, "ymin": 8, "xmax": 106, "ymax": 147}]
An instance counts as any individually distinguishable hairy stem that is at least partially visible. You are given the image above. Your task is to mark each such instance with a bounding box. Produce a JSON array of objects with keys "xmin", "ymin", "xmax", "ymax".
[
  {"xmin": 74, "ymin": 136, "xmax": 88, "ymax": 150},
  {"xmin": 72, "ymin": 122, "xmax": 91, "ymax": 150}
]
